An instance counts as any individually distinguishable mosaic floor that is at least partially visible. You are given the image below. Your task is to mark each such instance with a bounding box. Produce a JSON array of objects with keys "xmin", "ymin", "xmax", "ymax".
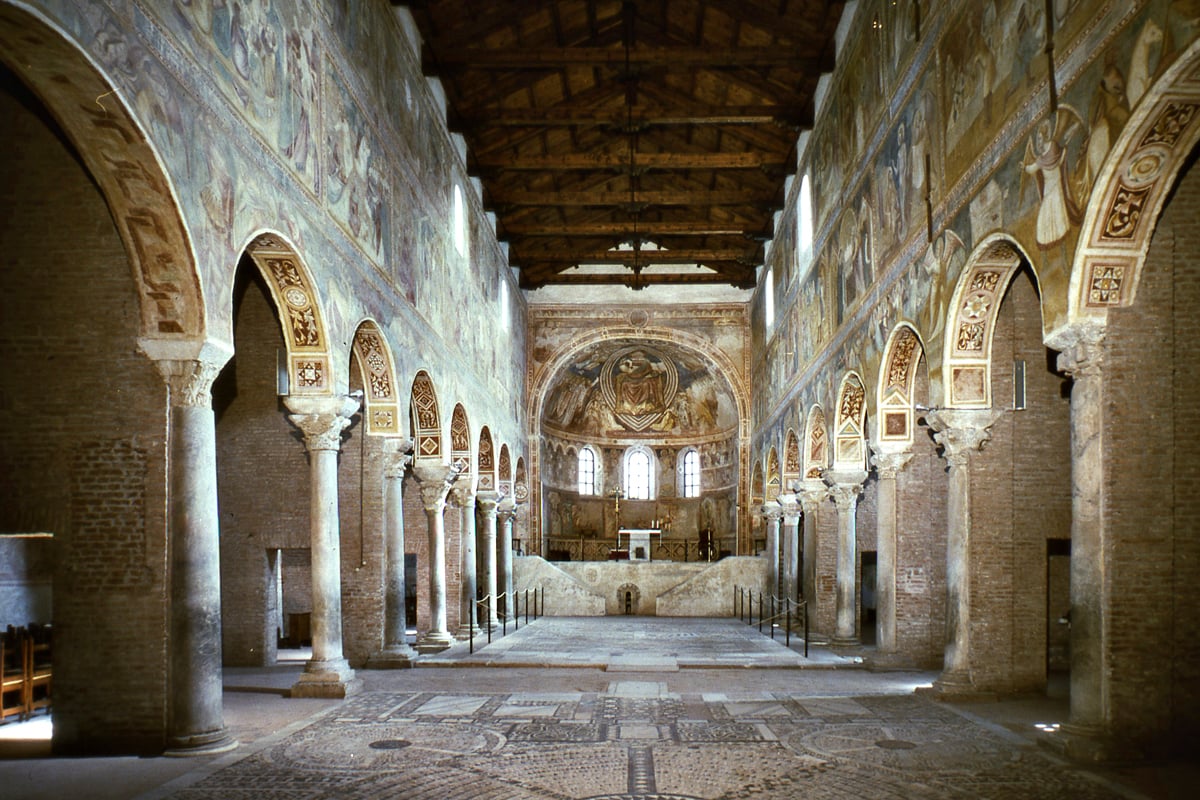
[{"xmin": 161, "ymin": 681, "xmax": 1131, "ymax": 800}]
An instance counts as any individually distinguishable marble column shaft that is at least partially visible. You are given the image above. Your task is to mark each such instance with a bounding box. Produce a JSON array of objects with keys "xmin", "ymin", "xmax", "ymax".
[
  {"xmin": 762, "ymin": 501, "xmax": 782, "ymax": 598},
  {"xmin": 498, "ymin": 500, "xmax": 516, "ymax": 615},
  {"xmin": 1058, "ymin": 330, "xmax": 1109, "ymax": 753},
  {"xmin": 927, "ymin": 409, "xmax": 1002, "ymax": 692},
  {"xmin": 778, "ymin": 494, "xmax": 801, "ymax": 603},
  {"xmin": 453, "ymin": 486, "xmax": 480, "ymax": 638},
  {"xmin": 148, "ymin": 346, "xmax": 236, "ymax": 755},
  {"xmin": 870, "ymin": 449, "xmax": 913, "ymax": 655},
  {"xmin": 477, "ymin": 492, "xmax": 500, "ymax": 628},
  {"xmin": 798, "ymin": 482, "xmax": 827, "ymax": 636},
  {"xmin": 414, "ymin": 464, "xmax": 457, "ymax": 652},
  {"xmin": 285, "ymin": 394, "xmax": 360, "ymax": 695},
  {"xmin": 826, "ymin": 471, "xmax": 867, "ymax": 645},
  {"xmin": 369, "ymin": 438, "xmax": 417, "ymax": 667}
]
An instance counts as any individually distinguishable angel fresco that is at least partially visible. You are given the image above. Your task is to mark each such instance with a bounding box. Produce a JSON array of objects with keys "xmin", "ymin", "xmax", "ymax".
[{"xmin": 1022, "ymin": 107, "xmax": 1085, "ymax": 249}]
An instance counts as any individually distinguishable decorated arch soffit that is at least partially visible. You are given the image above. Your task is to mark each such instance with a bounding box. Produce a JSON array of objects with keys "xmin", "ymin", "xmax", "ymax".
[
  {"xmin": 877, "ymin": 325, "xmax": 925, "ymax": 447},
  {"xmin": 834, "ymin": 374, "xmax": 867, "ymax": 470},
  {"xmin": 0, "ymin": 5, "xmax": 204, "ymax": 340},
  {"xmin": 410, "ymin": 370, "xmax": 443, "ymax": 460},
  {"xmin": 478, "ymin": 426, "xmax": 496, "ymax": 492},
  {"xmin": 498, "ymin": 444, "xmax": 513, "ymax": 498},
  {"xmin": 750, "ymin": 461, "xmax": 765, "ymax": 506},
  {"xmin": 514, "ymin": 457, "xmax": 528, "ymax": 505},
  {"xmin": 351, "ymin": 320, "xmax": 400, "ymax": 435},
  {"xmin": 246, "ymin": 233, "xmax": 331, "ymax": 395},
  {"xmin": 450, "ymin": 404, "xmax": 473, "ymax": 481},
  {"xmin": 943, "ymin": 236, "xmax": 1032, "ymax": 408},
  {"xmin": 765, "ymin": 447, "xmax": 781, "ymax": 501},
  {"xmin": 803, "ymin": 405, "xmax": 828, "ymax": 480},
  {"xmin": 783, "ymin": 429, "xmax": 802, "ymax": 490},
  {"xmin": 1066, "ymin": 39, "xmax": 1200, "ymax": 329},
  {"xmin": 530, "ymin": 326, "xmax": 750, "ymax": 444}
]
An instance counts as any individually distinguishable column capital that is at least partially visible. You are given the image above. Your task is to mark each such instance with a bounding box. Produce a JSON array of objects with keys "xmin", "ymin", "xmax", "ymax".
[
  {"xmin": 777, "ymin": 492, "xmax": 801, "ymax": 519},
  {"xmin": 1056, "ymin": 325, "xmax": 1107, "ymax": 378},
  {"xmin": 870, "ymin": 448, "xmax": 914, "ymax": 480},
  {"xmin": 284, "ymin": 394, "xmax": 361, "ymax": 452},
  {"xmin": 761, "ymin": 499, "xmax": 783, "ymax": 521},
  {"xmin": 925, "ymin": 408, "xmax": 1004, "ymax": 467},
  {"xmin": 449, "ymin": 482, "xmax": 476, "ymax": 509},
  {"xmin": 826, "ymin": 481, "xmax": 864, "ymax": 510},
  {"xmin": 381, "ymin": 437, "xmax": 414, "ymax": 479},
  {"xmin": 413, "ymin": 461, "xmax": 461, "ymax": 510},
  {"xmin": 797, "ymin": 479, "xmax": 829, "ymax": 511},
  {"xmin": 140, "ymin": 339, "xmax": 233, "ymax": 409},
  {"xmin": 476, "ymin": 491, "xmax": 500, "ymax": 514},
  {"xmin": 497, "ymin": 497, "xmax": 517, "ymax": 523}
]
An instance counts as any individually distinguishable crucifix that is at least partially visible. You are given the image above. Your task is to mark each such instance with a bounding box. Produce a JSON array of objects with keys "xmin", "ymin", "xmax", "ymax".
[{"xmin": 608, "ymin": 487, "xmax": 624, "ymax": 530}]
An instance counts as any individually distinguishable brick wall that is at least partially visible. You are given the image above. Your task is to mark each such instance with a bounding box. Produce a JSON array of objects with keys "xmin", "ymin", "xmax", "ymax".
[
  {"xmin": 0, "ymin": 71, "xmax": 170, "ymax": 753},
  {"xmin": 967, "ymin": 267, "xmax": 1071, "ymax": 693},
  {"xmin": 1105, "ymin": 153, "xmax": 1200, "ymax": 754}
]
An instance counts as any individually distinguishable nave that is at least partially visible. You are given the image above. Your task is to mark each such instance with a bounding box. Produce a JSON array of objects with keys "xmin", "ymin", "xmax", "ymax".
[{"xmin": 1, "ymin": 617, "xmax": 1193, "ymax": 800}]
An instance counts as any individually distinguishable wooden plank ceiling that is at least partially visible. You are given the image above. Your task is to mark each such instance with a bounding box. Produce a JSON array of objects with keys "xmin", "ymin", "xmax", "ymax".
[{"xmin": 396, "ymin": 0, "xmax": 844, "ymax": 289}]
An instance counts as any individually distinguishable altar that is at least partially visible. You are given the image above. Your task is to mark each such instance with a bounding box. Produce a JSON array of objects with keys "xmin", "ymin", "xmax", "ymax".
[{"xmin": 618, "ymin": 528, "xmax": 662, "ymax": 561}]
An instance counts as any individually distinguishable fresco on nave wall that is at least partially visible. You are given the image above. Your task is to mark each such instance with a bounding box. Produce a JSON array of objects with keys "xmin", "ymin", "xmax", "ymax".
[
  {"xmin": 147, "ymin": 0, "xmax": 321, "ymax": 192},
  {"xmin": 324, "ymin": 65, "xmax": 390, "ymax": 265}
]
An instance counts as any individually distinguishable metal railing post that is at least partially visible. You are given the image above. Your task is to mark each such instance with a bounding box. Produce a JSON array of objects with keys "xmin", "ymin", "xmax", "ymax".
[
  {"xmin": 785, "ymin": 599, "xmax": 791, "ymax": 647},
  {"xmin": 487, "ymin": 596, "xmax": 493, "ymax": 644},
  {"xmin": 757, "ymin": 592, "xmax": 763, "ymax": 633},
  {"xmin": 770, "ymin": 595, "xmax": 776, "ymax": 639}
]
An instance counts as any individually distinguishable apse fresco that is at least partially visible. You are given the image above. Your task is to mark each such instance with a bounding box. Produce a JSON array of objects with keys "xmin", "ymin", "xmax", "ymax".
[{"xmin": 543, "ymin": 341, "xmax": 737, "ymax": 437}]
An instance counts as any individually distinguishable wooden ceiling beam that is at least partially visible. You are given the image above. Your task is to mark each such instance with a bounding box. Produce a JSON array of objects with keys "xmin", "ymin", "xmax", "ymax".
[
  {"xmin": 475, "ymin": 150, "xmax": 787, "ymax": 171},
  {"xmin": 511, "ymin": 247, "xmax": 757, "ymax": 264},
  {"xmin": 453, "ymin": 103, "xmax": 810, "ymax": 128},
  {"xmin": 425, "ymin": 46, "xmax": 824, "ymax": 70},
  {"xmin": 501, "ymin": 220, "xmax": 764, "ymax": 236},
  {"xmin": 487, "ymin": 188, "xmax": 768, "ymax": 206}
]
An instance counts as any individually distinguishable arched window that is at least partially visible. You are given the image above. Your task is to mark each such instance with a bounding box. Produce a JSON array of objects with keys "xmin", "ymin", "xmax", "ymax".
[
  {"xmin": 623, "ymin": 446, "xmax": 655, "ymax": 500},
  {"xmin": 680, "ymin": 448, "xmax": 701, "ymax": 498},
  {"xmin": 577, "ymin": 447, "xmax": 597, "ymax": 495},
  {"xmin": 453, "ymin": 184, "xmax": 468, "ymax": 259},
  {"xmin": 764, "ymin": 267, "xmax": 775, "ymax": 329},
  {"xmin": 798, "ymin": 173, "xmax": 814, "ymax": 274}
]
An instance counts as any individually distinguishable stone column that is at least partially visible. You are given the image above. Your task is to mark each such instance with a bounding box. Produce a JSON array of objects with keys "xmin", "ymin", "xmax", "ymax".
[
  {"xmin": 452, "ymin": 485, "xmax": 480, "ymax": 638},
  {"xmin": 870, "ymin": 448, "xmax": 913, "ymax": 655},
  {"xmin": 476, "ymin": 492, "xmax": 501, "ymax": 629},
  {"xmin": 1057, "ymin": 328, "xmax": 1111, "ymax": 759},
  {"xmin": 762, "ymin": 501, "xmax": 782, "ymax": 598},
  {"xmin": 414, "ymin": 463, "xmax": 458, "ymax": 652},
  {"xmin": 778, "ymin": 493, "xmax": 801, "ymax": 603},
  {"xmin": 367, "ymin": 438, "xmax": 418, "ymax": 668},
  {"xmin": 798, "ymin": 481, "xmax": 827, "ymax": 638},
  {"xmin": 826, "ymin": 470, "xmax": 867, "ymax": 645},
  {"xmin": 926, "ymin": 408, "xmax": 1003, "ymax": 695},
  {"xmin": 143, "ymin": 341, "xmax": 237, "ymax": 756},
  {"xmin": 284, "ymin": 394, "xmax": 362, "ymax": 698},
  {"xmin": 498, "ymin": 498, "xmax": 516, "ymax": 616}
]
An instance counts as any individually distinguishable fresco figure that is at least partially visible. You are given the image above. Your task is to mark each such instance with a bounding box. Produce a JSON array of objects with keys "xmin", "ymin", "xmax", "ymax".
[
  {"xmin": 614, "ymin": 350, "xmax": 667, "ymax": 417},
  {"xmin": 1023, "ymin": 110, "xmax": 1083, "ymax": 248}
]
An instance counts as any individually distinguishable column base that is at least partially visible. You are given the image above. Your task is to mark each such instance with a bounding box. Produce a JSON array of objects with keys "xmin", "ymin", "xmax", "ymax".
[
  {"xmin": 1051, "ymin": 722, "xmax": 1143, "ymax": 763},
  {"xmin": 416, "ymin": 631, "xmax": 454, "ymax": 653},
  {"xmin": 365, "ymin": 645, "xmax": 418, "ymax": 669},
  {"xmin": 163, "ymin": 727, "xmax": 238, "ymax": 758},
  {"xmin": 456, "ymin": 623, "xmax": 484, "ymax": 640},
  {"xmin": 831, "ymin": 635, "xmax": 860, "ymax": 647},
  {"xmin": 915, "ymin": 670, "xmax": 995, "ymax": 702},
  {"xmin": 290, "ymin": 658, "xmax": 361, "ymax": 698}
]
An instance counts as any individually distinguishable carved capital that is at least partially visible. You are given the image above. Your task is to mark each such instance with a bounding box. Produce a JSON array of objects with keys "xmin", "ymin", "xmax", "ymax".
[
  {"xmin": 1056, "ymin": 325, "xmax": 1107, "ymax": 379},
  {"xmin": 497, "ymin": 497, "xmax": 517, "ymax": 524},
  {"xmin": 382, "ymin": 437, "xmax": 414, "ymax": 480},
  {"xmin": 284, "ymin": 394, "xmax": 361, "ymax": 452},
  {"xmin": 797, "ymin": 479, "xmax": 829, "ymax": 512},
  {"xmin": 476, "ymin": 491, "xmax": 500, "ymax": 517},
  {"xmin": 140, "ymin": 338, "xmax": 233, "ymax": 409},
  {"xmin": 926, "ymin": 408, "xmax": 1004, "ymax": 468},
  {"xmin": 777, "ymin": 492, "xmax": 801, "ymax": 520},
  {"xmin": 413, "ymin": 462, "xmax": 459, "ymax": 511},
  {"xmin": 870, "ymin": 448, "xmax": 914, "ymax": 480}
]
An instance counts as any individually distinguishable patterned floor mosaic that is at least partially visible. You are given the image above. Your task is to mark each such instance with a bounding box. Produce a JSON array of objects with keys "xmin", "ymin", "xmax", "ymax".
[{"xmin": 162, "ymin": 683, "xmax": 1132, "ymax": 800}]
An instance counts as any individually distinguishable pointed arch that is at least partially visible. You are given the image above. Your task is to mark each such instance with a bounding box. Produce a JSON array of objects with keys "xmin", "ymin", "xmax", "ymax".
[
  {"xmin": 751, "ymin": 460, "xmax": 766, "ymax": 506},
  {"xmin": 351, "ymin": 320, "xmax": 400, "ymax": 435},
  {"xmin": 942, "ymin": 236, "xmax": 1036, "ymax": 408},
  {"xmin": 783, "ymin": 428, "xmax": 802, "ymax": 490},
  {"xmin": 803, "ymin": 405, "xmax": 828, "ymax": 479},
  {"xmin": 514, "ymin": 457, "xmax": 528, "ymax": 504},
  {"xmin": 0, "ymin": 5, "xmax": 204, "ymax": 340},
  {"xmin": 834, "ymin": 373, "xmax": 867, "ymax": 471},
  {"xmin": 1067, "ymin": 38, "xmax": 1200, "ymax": 326},
  {"xmin": 765, "ymin": 446, "xmax": 782, "ymax": 501},
  {"xmin": 245, "ymin": 233, "xmax": 332, "ymax": 396},
  {"xmin": 450, "ymin": 404, "xmax": 472, "ymax": 476},
  {"xmin": 876, "ymin": 324, "xmax": 926, "ymax": 446},
  {"xmin": 410, "ymin": 371, "xmax": 443, "ymax": 460}
]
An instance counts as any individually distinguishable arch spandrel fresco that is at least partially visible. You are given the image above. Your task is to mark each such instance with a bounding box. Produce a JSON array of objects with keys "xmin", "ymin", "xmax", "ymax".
[{"xmin": 543, "ymin": 341, "xmax": 738, "ymax": 439}]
